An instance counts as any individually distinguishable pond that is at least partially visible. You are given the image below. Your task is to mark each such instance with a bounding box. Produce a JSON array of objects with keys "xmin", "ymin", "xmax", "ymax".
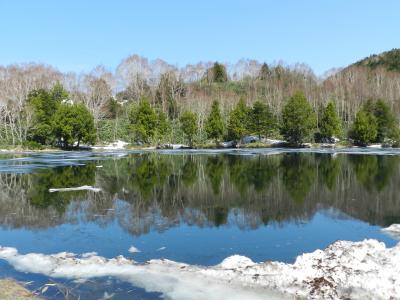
[{"xmin": 0, "ymin": 149, "xmax": 399, "ymax": 299}]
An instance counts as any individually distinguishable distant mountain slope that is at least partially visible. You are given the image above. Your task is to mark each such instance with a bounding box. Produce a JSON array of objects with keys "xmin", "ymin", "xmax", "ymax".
[{"xmin": 353, "ymin": 48, "xmax": 400, "ymax": 72}]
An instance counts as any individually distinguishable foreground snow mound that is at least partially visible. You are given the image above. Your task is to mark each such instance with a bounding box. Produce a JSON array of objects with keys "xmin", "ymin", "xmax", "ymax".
[
  {"xmin": 205, "ymin": 239, "xmax": 400, "ymax": 299},
  {"xmin": 0, "ymin": 239, "xmax": 399, "ymax": 299},
  {"xmin": 0, "ymin": 247, "xmax": 283, "ymax": 300}
]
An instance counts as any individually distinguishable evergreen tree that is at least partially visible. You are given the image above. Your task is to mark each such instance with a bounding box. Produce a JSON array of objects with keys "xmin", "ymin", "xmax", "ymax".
[
  {"xmin": 212, "ymin": 62, "xmax": 228, "ymax": 83},
  {"xmin": 27, "ymin": 84, "xmax": 69, "ymax": 145},
  {"xmin": 53, "ymin": 103, "xmax": 96, "ymax": 149},
  {"xmin": 258, "ymin": 63, "xmax": 271, "ymax": 80},
  {"xmin": 319, "ymin": 101, "xmax": 342, "ymax": 141},
  {"xmin": 280, "ymin": 91, "xmax": 316, "ymax": 145},
  {"xmin": 156, "ymin": 110, "xmax": 171, "ymax": 143},
  {"xmin": 205, "ymin": 100, "xmax": 224, "ymax": 145},
  {"xmin": 227, "ymin": 97, "xmax": 250, "ymax": 142},
  {"xmin": 50, "ymin": 82, "xmax": 69, "ymax": 102},
  {"xmin": 373, "ymin": 99, "xmax": 397, "ymax": 142},
  {"xmin": 180, "ymin": 111, "xmax": 198, "ymax": 147},
  {"xmin": 129, "ymin": 98, "xmax": 158, "ymax": 143},
  {"xmin": 351, "ymin": 110, "xmax": 377, "ymax": 145},
  {"xmin": 248, "ymin": 100, "xmax": 275, "ymax": 140}
]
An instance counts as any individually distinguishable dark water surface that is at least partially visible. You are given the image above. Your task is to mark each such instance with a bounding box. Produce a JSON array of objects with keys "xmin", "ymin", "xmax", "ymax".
[{"xmin": 0, "ymin": 149, "xmax": 399, "ymax": 299}]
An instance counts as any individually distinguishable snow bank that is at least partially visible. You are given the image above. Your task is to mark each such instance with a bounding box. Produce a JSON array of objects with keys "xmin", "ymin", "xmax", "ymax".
[
  {"xmin": 265, "ymin": 139, "xmax": 285, "ymax": 145},
  {"xmin": 0, "ymin": 246, "xmax": 283, "ymax": 300},
  {"xmin": 1, "ymin": 239, "xmax": 399, "ymax": 299},
  {"xmin": 49, "ymin": 185, "xmax": 101, "ymax": 193},
  {"xmin": 367, "ymin": 144, "xmax": 383, "ymax": 148},
  {"xmin": 92, "ymin": 140, "xmax": 129, "ymax": 150},
  {"xmin": 382, "ymin": 224, "xmax": 400, "ymax": 239},
  {"xmin": 203, "ymin": 239, "xmax": 400, "ymax": 299},
  {"xmin": 157, "ymin": 144, "xmax": 189, "ymax": 150}
]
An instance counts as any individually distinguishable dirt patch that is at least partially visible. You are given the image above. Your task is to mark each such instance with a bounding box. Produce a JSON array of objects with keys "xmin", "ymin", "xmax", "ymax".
[{"xmin": 0, "ymin": 279, "xmax": 42, "ymax": 300}]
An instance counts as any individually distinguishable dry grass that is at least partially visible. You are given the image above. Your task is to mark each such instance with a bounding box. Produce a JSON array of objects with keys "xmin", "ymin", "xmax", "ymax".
[{"xmin": 0, "ymin": 279, "xmax": 42, "ymax": 300}]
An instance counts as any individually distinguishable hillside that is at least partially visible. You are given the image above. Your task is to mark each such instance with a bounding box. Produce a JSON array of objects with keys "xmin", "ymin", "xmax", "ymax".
[{"xmin": 354, "ymin": 48, "xmax": 400, "ymax": 72}]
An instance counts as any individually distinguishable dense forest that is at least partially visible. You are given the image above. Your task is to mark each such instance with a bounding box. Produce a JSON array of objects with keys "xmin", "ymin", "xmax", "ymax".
[{"xmin": 1, "ymin": 49, "xmax": 400, "ymax": 148}]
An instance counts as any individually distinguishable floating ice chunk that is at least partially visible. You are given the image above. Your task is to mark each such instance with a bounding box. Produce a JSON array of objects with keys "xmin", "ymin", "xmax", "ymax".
[
  {"xmin": 0, "ymin": 246, "xmax": 18, "ymax": 258},
  {"xmin": 382, "ymin": 224, "xmax": 400, "ymax": 239},
  {"xmin": 49, "ymin": 185, "xmax": 101, "ymax": 193},
  {"xmin": 100, "ymin": 292, "xmax": 115, "ymax": 300},
  {"xmin": 128, "ymin": 246, "xmax": 141, "ymax": 253},
  {"xmin": 156, "ymin": 246, "xmax": 166, "ymax": 251}
]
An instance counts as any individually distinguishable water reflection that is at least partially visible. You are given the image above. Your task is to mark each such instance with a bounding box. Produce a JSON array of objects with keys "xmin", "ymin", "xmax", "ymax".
[{"xmin": 1, "ymin": 152, "xmax": 400, "ymax": 234}]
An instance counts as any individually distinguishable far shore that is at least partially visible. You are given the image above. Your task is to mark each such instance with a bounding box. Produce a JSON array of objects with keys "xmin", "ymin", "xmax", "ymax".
[{"xmin": 0, "ymin": 142, "xmax": 394, "ymax": 154}]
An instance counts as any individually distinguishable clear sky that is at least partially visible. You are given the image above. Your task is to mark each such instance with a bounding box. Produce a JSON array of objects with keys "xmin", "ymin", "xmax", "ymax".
[{"xmin": 0, "ymin": 0, "xmax": 399, "ymax": 75}]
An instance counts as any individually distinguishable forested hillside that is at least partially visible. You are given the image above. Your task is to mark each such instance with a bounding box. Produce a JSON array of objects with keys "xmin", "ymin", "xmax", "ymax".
[{"xmin": 0, "ymin": 49, "xmax": 400, "ymax": 147}]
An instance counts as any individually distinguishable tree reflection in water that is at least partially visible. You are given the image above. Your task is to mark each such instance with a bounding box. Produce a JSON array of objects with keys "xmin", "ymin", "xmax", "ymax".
[{"xmin": 0, "ymin": 152, "xmax": 400, "ymax": 234}]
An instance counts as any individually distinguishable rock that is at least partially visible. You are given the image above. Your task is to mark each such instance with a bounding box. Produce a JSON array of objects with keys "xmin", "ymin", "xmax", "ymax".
[
  {"xmin": 242, "ymin": 136, "xmax": 259, "ymax": 144},
  {"xmin": 157, "ymin": 144, "xmax": 190, "ymax": 150}
]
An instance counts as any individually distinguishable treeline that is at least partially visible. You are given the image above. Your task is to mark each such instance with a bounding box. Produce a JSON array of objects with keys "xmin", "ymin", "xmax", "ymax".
[
  {"xmin": 130, "ymin": 89, "xmax": 399, "ymax": 147},
  {"xmin": 1, "ymin": 51, "xmax": 400, "ymax": 147}
]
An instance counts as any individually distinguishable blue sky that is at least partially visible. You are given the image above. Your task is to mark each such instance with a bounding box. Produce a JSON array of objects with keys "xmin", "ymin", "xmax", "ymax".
[{"xmin": 0, "ymin": 0, "xmax": 399, "ymax": 75}]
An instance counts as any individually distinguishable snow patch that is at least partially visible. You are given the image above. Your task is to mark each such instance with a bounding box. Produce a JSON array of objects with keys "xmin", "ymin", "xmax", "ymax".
[
  {"xmin": 367, "ymin": 143, "xmax": 383, "ymax": 148},
  {"xmin": 265, "ymin": 139, "xmax": 285, "ymax": 145},
  {"xmin": 218, "ymin": 255, "xmax": 255, "ymax": 269},
  {"xmin": 1, "ymin": 239, "xmax": 399, "ymax": 299},
  {"xmin": 92, "ymin": 140, "xmax": 129, "ymax": 150}
]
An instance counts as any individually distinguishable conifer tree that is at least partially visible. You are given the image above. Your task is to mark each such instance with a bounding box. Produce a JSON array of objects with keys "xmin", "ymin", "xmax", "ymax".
[
  {"xmin": 27, "ymin": 83, "xmax": 69, "ymax": 145},
  {"xmin": 205, "ymin": 100, "xmax": 224, "ymax": 145},
  {"xmin": 248, "ymin": 100, "xmax": 275, "ymax": 140},
  {"xmin": 180, "ymin": 111, "xmax": 198, "ymax": 147},
  {"xmin": 129, "ymin": 98, "xmax": 158, "ymax": 143},
  {"xmin": 212, "ymin": 62, "xmax": 228, "ymax": 83},
  {"xmin": 281, "ymin": 91, "xmax": 316, "ymax": 145},
  {"xmin": 320, "ymin": 101, "xmax": 342, "ymax": 141},
  {"xmin": 373, "ymin": 99, "xmax": 397, "ymax": 142},
  {"xmin": 227, "ymin": 97, "xmax": 250, "ymax": 142},
  {"xmin": 53, "ymin": 103, "xmax": 96, "ymax": 149},
  {"xmin": 156, "ymin": 110, "xmax": 171, "ymax": 143},
  {"xmin": 258, "ymin": 63, "xmax": 271, "ymax": 80},
  {"xmin": 351, "ymin": 110, "xmax": 377, "ymax": 145}
]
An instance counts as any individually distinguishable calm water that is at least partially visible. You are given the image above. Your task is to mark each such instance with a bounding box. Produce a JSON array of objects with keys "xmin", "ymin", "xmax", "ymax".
[{"xmin": 0, "ymin": 149, "xmax": 399, "ymax": 299}]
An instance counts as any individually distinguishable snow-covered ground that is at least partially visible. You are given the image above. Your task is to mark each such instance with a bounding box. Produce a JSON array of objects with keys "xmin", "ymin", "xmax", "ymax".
[
  {"xmin": 1, "ymin": 238, "xmax": 399, "ymax": 300},
  {"xmin": 92, "ymin": 140, "xmax": 129, "ymax": 150}
]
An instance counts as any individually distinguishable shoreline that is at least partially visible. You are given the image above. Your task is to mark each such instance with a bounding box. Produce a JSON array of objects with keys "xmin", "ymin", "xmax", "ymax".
[{"xmin": 0, "ymin": 142, "xmax": 393, "ymax": 154}]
